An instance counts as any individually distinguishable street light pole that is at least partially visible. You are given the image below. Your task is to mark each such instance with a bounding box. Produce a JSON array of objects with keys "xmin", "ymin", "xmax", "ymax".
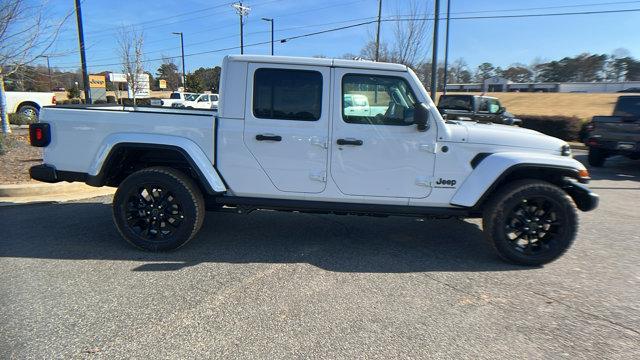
[
  {"xmin": 38, "ymin": 55, "xmax": 52, "ymax": 91},
  {"xmin": 172, "ymin": 32, "xmax": 186, "ymax": 89},
  {"xmin": 374, "ymin": 0, "xmax": 382, "ymax": 61},
  {"xmin": 262, "ymin": 18, "xmax": 274, "ymax": 55},
  {"xmin": 429, "ymin": 0, "xmax": 440, "ymax": 101},
  {"xmin": 442, "ymin": 0, "xmax": 451, "ymax": 95},
  {"xmin": 75, "ymin": 0, "xmax": 91, "ymax": 104}
]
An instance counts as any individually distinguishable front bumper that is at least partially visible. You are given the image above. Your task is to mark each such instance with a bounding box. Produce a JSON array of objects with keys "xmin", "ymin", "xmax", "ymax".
[{"xmin": 562, "ymin": 177, "xmax": 599, "ymax": 212}]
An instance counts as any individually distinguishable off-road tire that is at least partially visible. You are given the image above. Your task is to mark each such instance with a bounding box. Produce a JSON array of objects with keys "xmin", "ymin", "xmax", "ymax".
[
  {"xmin": 112, "ymin": 166, "xmax": 205, "ymax": 251},
  {"xmin": 18, "ymin": 105, "xmax": 39, "ymax": 120},
  {"xmin": 588, "ymin": 147, "xmax": 606, "ymax": 167},
  {"xmin": 482, "ymin": 180, "xmax": 578, "ymax": 266}
]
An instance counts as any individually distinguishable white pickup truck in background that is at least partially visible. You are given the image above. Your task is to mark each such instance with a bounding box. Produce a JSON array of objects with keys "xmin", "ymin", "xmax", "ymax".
[
  {"xmin": 150, "ymin": 92, "xmax": 197, "ymax": 107},
  {"xmin": 5, "ymin": 91, "xmax": 56, "ymax": 120},
  {"xmin": 28, "ymin": 55, "xmax": 598, "ymax": 266}
]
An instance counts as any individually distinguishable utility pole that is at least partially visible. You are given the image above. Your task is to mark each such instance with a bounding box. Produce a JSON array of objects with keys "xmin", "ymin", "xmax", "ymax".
[
  {"xmin": 232, "ymin": 3, "xmax": 251, "ymax": 54},
  {"xmin": 172, "ymin": 32, "xmax": 186, "ymax": 88},
  {"xmin": 429, "ymin": 0, "xmax": 440, "ymax": 101},
  {"xmin": 374, "ymin": 0, "xmax": 382, "ymax": 61},
  {"xmin": 75, "ymin": 0, "xmax": 91, "ymax": 104},
  {"xmin": 442, "ymin": 0, "xmax": 451, "ymax": 95},
  {"xmin": 262, "ymin": 18, "xmax": 274, "ymax": 55},
  {"xmin": 38, "ymin": 55, "xmax": 52, "ymax": 91}
]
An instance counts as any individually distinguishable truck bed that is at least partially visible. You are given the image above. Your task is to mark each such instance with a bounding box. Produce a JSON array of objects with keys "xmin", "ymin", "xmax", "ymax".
[{"xmin": 40, "ymin": 105, "xmax": 217, "ymax": 175}]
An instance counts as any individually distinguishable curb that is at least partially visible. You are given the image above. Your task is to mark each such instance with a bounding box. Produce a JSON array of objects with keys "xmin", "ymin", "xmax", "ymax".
[{"xmin": 0, "ymin": 182, "xmax": 97, "ymax": 197}]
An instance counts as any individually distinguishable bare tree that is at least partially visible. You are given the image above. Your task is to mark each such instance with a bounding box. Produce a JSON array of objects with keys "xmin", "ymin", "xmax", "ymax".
[
  {"xmin": 117, "ymin": 26, "xmax": 145, "ymax": 107},
  {"xmin": 390, "ymin": 0, "xmax": 430, "ymax": 67},
  {"xmin": 1, "ymin": 0, "xmax": 69, "ymax": 134},
  {"xmin": 360, "ymin": 41, "xmax": 391, "ymax": 62}
]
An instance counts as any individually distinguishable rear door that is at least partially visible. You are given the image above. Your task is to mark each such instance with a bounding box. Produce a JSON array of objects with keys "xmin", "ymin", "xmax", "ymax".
[{"xmin": 243, "ymin": 64, "xmax": 330, "ymax": 193}]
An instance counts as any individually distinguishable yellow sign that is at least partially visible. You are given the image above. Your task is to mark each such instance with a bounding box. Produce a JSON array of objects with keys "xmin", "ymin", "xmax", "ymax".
[
  {"xmin": 159, "ymin": 79, "xmax": 167, "ymax": 89},
  {"xmin": 89, "ymin": 75, "xmax": 106, "ymax": 89}
]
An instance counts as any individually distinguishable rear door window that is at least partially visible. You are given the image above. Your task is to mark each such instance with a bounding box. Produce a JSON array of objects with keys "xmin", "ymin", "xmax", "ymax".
[{"xmin": 253, "ymin": 68, "xmax": 323, "ymax": 121}]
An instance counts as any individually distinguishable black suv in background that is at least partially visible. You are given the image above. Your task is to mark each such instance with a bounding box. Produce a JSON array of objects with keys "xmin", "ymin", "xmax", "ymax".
[
  {"xmin": 584, "ymin": 95, "xmax": 640, "ymax": 167},
  {"xmin": 437, "ymin": 94, "xmax": 522, "ymax": 125}
]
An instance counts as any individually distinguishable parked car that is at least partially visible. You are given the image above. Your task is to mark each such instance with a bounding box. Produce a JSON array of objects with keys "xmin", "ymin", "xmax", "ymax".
[
  {"xmin": 29, "ymin": 55, "xmax": 597, "ymax": 266},
  {"xmin": 584, "ymin": 95, "xmax": 640, "ymax": 166},
  {"xmin": 150, "ymin": 92, "xmax": 197, "ymax": 107},
  {"xmin": 4, "ymin": 91, "xmax": 56, "ymax": 120},
  {"xmin": 179, "ymin": 93, "xmax": 219, "ymax": 110},
  {"xmin": 437, "ymin": 94, "xmax": 521, "ymax": 125}
]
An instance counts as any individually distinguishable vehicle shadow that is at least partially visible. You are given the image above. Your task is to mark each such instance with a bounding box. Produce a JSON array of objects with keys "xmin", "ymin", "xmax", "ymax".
[{"xmin": 0, "ymin": 201, "xmax": 528, "ymax": 273}]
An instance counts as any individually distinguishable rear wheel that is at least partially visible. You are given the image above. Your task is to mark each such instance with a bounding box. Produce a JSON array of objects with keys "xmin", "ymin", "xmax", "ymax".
[
  {"xmin": 588, "ymin": 147, "xmax": 607, "ymax": 167},
  {"xmin": 483, "ymin": 180, "xmax": 578, "ymax": 266},
  {"xmin": 18, "ymin": 105, "xmax": 39, "ymax": 121},
  {"xmin": 112, "ymin": 167, "xmax": 205, "ymax": 251}
]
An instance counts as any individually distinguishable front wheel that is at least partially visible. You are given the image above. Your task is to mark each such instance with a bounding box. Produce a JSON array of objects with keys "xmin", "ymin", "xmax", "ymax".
[
  {"xmin": 112, "ymin": 167, "xmax": 205, "ymax": 251},
  {"xmin": 482, "ymin": 180, "xmax": 578, "ymax": 266}
]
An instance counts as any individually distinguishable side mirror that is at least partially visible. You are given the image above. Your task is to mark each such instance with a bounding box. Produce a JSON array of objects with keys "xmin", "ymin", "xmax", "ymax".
[
  {"xmin": 497, "ymin": 106, "xmax": 506, "ymax": 114},
  {"xmin": 414, "ymin": 103, "xmax": 430, "ymax": 132}
]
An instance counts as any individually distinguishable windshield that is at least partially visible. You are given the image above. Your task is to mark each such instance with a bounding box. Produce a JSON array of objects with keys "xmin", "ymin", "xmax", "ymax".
[
  {"xmin": 439, "ymin": 95, "xmax": 472, "ymax": 111},
  {"xmin": 184, "ymin": 94, "xmax": 199, "ymax": 101}
]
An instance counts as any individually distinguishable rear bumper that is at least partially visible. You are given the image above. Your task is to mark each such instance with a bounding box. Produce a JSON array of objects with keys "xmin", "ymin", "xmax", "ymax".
[
  {"xmin": 587, "ymin": 138, "xmax": 639, "ymax": 154},
  {"xmin": 562, "ymin": 177, "xmax": 599, "ymax": 212},
  {"xmin": 30, "ymin": 164, "xmax": 87, "ymax": 184},
  {"xmin": 29, "ymin": 164, "xmax": 59, "ymax": 183}
]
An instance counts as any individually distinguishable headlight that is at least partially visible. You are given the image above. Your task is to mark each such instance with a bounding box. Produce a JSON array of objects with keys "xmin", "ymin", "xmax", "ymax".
[{"xmin": 561, "ymin": 144, "xmax": 572, "ymax": 157}]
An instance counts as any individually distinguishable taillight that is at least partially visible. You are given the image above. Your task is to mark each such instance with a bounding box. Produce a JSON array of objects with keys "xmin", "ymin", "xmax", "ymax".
[
  {"xmin": 586, "ymin": 138, "xmax": 599, "ymax": 146},
  {"xmin": 29, "ymin": 123, "xmax": 51, "ymax": 147},
  {"xmin": 52, "ymin": 95, "xmax": 57, "ymax": 105}
]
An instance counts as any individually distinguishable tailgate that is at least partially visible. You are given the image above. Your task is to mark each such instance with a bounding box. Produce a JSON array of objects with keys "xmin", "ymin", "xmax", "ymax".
[{"xmin": 591, "ymin": 115, "xmax": 640, "ymax": 142}]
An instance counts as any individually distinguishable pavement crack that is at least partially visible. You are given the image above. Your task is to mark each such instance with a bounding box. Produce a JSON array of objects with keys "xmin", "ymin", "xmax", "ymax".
[{"xmin": 531, "ymin": 291, "xmax": 640, "ymax": 337}]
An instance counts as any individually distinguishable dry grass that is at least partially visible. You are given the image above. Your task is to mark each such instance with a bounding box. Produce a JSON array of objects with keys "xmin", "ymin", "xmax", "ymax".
[{"xmin": 439, "ymin": 92, "xmax": 624, "ymax": 121}]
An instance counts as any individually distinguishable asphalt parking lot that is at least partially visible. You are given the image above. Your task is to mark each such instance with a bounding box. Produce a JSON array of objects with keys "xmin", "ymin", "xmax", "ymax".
[{"xmin": 1, "ymin": 150, "xmax": 639, "ymax": 359}]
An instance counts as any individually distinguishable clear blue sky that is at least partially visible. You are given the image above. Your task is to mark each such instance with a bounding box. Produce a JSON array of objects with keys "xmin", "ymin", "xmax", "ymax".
[{"xmin": 42, "ymin": 0, "xmax": 640, "ymax": 74}]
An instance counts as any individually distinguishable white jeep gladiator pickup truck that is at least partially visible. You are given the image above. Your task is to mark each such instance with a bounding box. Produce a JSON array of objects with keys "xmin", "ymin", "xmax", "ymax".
[{"xmin": 28, "ymin": 55, "xmax": 598, "ymax": 265}]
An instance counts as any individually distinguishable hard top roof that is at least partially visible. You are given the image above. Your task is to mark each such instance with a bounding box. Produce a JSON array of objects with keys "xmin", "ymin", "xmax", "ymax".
[{"xmin": 225, "ymin": 55, "xmax": 408, "ymax": 72}]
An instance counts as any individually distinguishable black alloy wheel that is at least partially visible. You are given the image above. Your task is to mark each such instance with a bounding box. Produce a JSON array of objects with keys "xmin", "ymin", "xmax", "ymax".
[
  {"xmin": 483, "ymin": 180, "xmax": 578, "ymax": 265},
  {"xmin": 125, "ymin": 185, "xmax": 184, "ymax": 239},
  {"xmin": 503, "ymin": 196, "xmax": 565, "ymax": 257},
  {"xmin": 113, "ymin": 167, "xmax": 205, "ymax": 251}
]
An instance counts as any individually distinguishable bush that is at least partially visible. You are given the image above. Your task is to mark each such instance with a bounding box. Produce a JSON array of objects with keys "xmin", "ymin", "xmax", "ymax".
[
  {"xmin": 0, "ymin": 135, "xmax": 17, "ymax": 155},
  {"xmin": 106, "ymin": 95, "xmax": 116, "ymax": 103},
  {"xmin": 67, "ymin": 87, "xmax": 81, "ymax": 99},
  {"xmin": 119, "ymin": 98, "xmax": 152, "ymax": 106},
  {"xmin": 9, "ymin": 113, "xmax": 36, "ymax": 125},
  {"xmin": 94, "ymin": 99, "xmax": 107, "ymax": 104},
  {"xmin": 517, "ymin": 115, "xmax": 584, "ymax": 141}
]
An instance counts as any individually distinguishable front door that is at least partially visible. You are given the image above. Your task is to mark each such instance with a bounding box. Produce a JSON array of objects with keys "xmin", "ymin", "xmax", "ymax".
[
  {"xmin": 243, "ymin": 64, "xmax": 330, "ymax": 193},
  {"xmin": 330, "ymin": 69, "xmax": 437, "ymax": 198}
]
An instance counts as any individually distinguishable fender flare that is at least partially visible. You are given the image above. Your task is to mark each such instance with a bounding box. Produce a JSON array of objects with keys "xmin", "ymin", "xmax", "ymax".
[
  {"xmin": 450, "ymin": 152, "xmax": 585, "ymax": 208},
  {"xmin": 87, "ymin": 133, "xmax": 226, "ymax": 194}
]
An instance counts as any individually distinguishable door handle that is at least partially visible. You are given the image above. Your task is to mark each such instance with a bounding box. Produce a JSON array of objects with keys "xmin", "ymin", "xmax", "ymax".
[
  {"xmin": 336, "ymin": 138, "xmax": 363, "ymax": 146},
  {"xmin": 256, "ymin": 134, "xmax": 282, "ymax": 142}
]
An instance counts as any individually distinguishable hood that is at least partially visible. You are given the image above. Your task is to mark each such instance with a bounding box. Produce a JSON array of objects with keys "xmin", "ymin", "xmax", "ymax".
[{"xmin": 446, "ymin": 121, "xmax": 567, "ymax": 151}]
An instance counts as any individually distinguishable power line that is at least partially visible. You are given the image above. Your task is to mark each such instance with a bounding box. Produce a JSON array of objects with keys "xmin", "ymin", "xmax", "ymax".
[{"xmin": 50, "ymin": 7, "xmax": 640, "ymax": 70}]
